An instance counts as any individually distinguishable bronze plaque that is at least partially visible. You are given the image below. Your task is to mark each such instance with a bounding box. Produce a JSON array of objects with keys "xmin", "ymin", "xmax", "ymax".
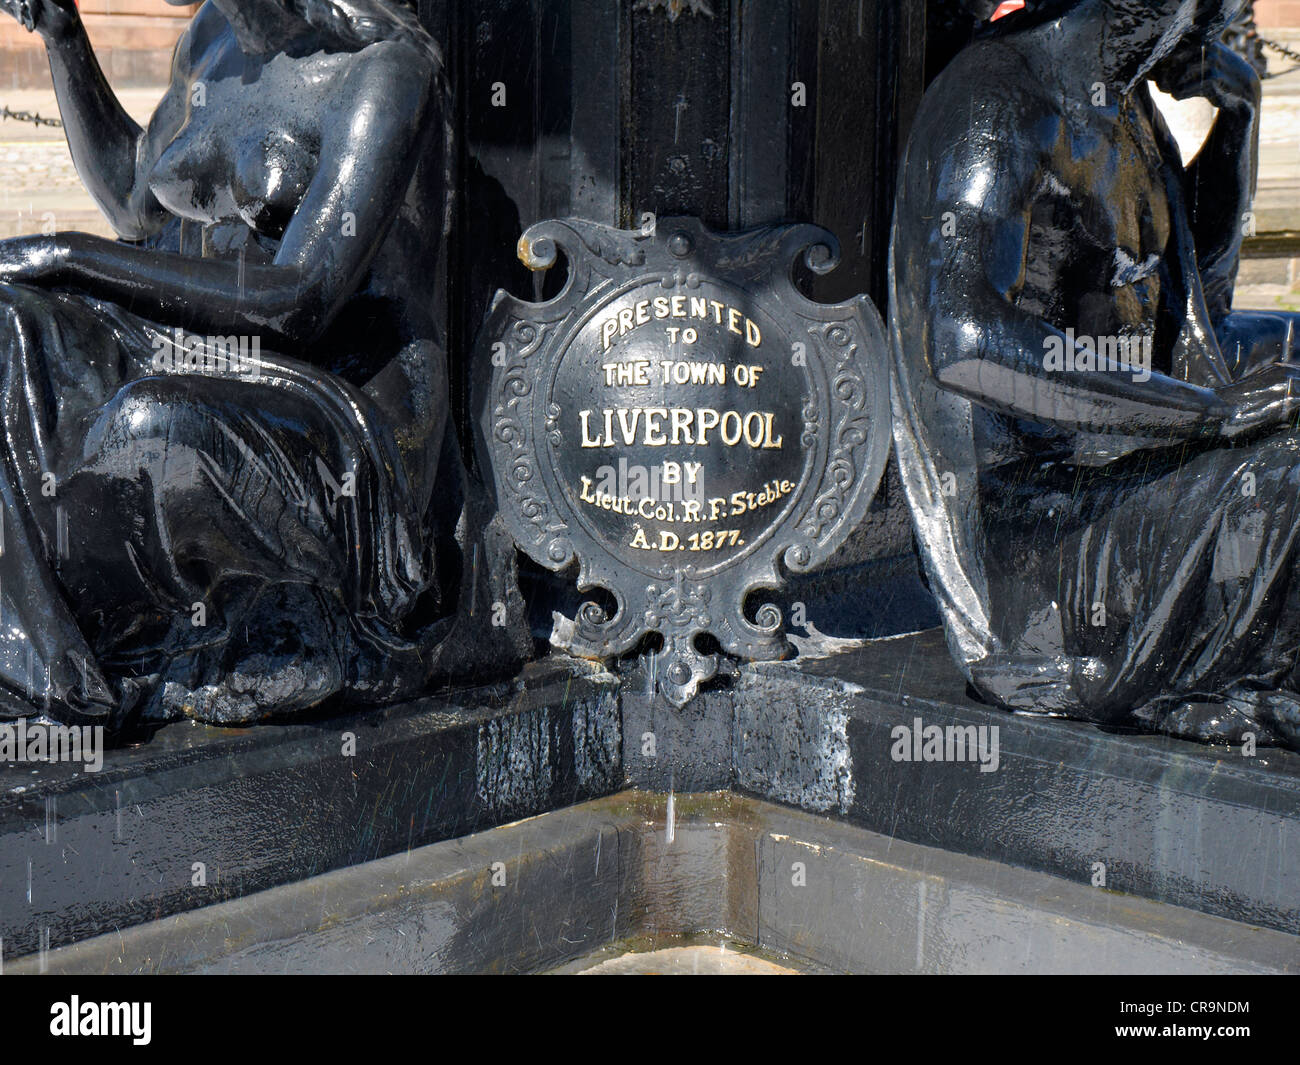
[{"xmin": 474, "ymin": 217, "xmax": 890, "ymax": 704}]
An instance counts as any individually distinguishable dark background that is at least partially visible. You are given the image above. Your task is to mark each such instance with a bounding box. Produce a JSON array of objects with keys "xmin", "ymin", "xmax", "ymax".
[
  {"xmin": 413, "ymin": 0, "xmax": 981, "ymax": 631},
  {"xmin": 417, "ymin": 0, "xmax": 974, "ymax": 396}
]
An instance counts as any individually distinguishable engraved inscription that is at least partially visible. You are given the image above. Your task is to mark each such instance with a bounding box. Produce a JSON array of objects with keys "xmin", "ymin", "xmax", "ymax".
[
  {"xmin": 550, "ymin": 278, "xmax": 808, "ymax": 573},
  {"xmin": 474, "ymin": 217, "xmax": 890, "ymax": 706}
]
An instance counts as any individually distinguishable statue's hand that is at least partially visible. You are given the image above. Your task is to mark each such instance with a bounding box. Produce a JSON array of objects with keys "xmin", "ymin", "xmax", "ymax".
[
  {"xmin": 1153, "ymin": 41, "xmax": 1261, "ymax": 115},
  {"xmin": 0, "ymin": 0, "xmax": 79, "ymax": 42},
  {"xmin": 0, "ymin": 235, "xmax": 64, "ymax": 286},
  {"xmin": 1215, "ymin": 364, "xmax": 1300, "ymax": 440}
]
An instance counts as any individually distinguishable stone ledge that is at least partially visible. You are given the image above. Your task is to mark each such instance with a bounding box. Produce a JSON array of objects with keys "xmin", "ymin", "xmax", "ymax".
[
  {"xmin": 9, "ymin": 793, "xmax": 1294, "ymax": 974},
  {"xmin": 5, "ymin": 628, "xmax": 1298, "ymax": 963},
  {"xmin": 0, "ymin": 660, "xmax": 620, "ymax": 962},
  {"xmin": 622, "ymin": 627, "xmax": 1300, "ymax": 936}
]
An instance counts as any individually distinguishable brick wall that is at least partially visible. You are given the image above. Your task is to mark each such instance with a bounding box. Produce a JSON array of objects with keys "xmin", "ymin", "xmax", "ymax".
[
  {"xmin": 1256, "ymin": 0, "xmax": 1300, "ymax": 29},
  {"xmin": 78, "ymin": 1, "xmax": 197, "ymax": 14},
  {"xmin": 0, "ymin": 1, "xmax": 197, "ymax": 86}
]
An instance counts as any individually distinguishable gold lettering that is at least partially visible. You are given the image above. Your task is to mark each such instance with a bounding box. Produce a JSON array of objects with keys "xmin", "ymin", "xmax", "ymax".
[
  {"xmin": 616, "ymin": 408, "xmax": 641, "ymax": 446},
  {"xmin": 762, "ymin": 412, "xmax": 783, "ymax": 448},
  {"xmin": 670, "ymin": 408, "xmax": 694, "ymax": 444},
  {"xmin": 644, "ymin": 407, "xmax": 668, "ymax": 446},
  {"xmin": 578, "ymin": 408, "xmax": 782, "ymax": 448},
  {"xmin": 698, "ymin": 408, "xmax": 720, "ymax": 444},
  {"xmin": 720, "ymin": 411, "xmax": 743, "ymax": 446}
]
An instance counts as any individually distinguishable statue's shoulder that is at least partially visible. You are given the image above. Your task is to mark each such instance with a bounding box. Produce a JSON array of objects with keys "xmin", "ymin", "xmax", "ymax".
[
  {"xmin": 910, "ymin": 37, "xmax": 1058, "ymax": 168},
  {"xmin": 925, "ymin": 38, "xmax": 1049, "ymax": 121},
  {"xmin": 900, "ymin": 37, "xmax": 1060, "ymax": 214},
  {"xmin": 333, "ymin": 36, "xmax": 439, "ymax": 130},
  {"xmin": 352, "ymin": 34, "xmax": 438, "ymax": 91}
]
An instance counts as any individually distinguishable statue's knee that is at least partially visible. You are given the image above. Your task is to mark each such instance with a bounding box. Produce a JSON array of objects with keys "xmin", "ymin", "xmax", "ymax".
[{"xmin": 84, "ymin": 378, "xmax": 195, "ymax": 467}]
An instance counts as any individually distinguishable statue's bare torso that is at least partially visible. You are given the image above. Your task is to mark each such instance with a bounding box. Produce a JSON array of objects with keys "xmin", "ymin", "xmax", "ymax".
[{"xmin": 135, "ymin": 3, "xmax": 439, "ymax": 326}]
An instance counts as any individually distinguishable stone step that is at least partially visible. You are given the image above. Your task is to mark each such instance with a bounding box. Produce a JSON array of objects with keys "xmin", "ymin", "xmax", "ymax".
[
  {"xmin": 8, "ymin": 792, "xmax": 1295, "ymax": 974},
  {"xmin": 0, "ymin": 659, "xmax": 621, "ymax": 962}
]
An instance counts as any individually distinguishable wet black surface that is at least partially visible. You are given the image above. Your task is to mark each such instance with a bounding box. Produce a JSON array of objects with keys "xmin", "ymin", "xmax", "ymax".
[
  {"xmin": 5, "ymin": 633, "xmax": 1297, "ymax": 960},
  {"xmin": 0, "ymin": 1, "xmax": 538, "ymax": 730},
  {"xmin": 892, "ymin": 0, "xmax": 1300, "ymax": 750},
  {"xmin": 0, "ymin": 659, "xmax": 619, "ymax": 960},
  {"xmin": 15, "ymin": 791, "xmax": 1295, "ymax": 974},
  {"xmin": 623, "ymin": 625, "xmax": 1300, "ymax": 936},
  {"xmin": 739, "ymin": 628, "xmax": 1300, "ymax": 935}
]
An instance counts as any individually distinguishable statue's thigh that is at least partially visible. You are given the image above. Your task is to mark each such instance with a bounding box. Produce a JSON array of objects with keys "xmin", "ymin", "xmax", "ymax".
[{"xmin": 73, "ymin": 373, "xmax": 353, "ymax": 587}]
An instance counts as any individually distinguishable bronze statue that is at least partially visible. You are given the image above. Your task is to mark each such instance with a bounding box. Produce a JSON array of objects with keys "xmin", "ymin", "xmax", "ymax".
[
  {"xmin": 892, "ymin": 0, "xmax": 1300, "ymax": 748},
  {"xmin": 0, "ymin": 0, "xmax": 526, "ymax": 729}
]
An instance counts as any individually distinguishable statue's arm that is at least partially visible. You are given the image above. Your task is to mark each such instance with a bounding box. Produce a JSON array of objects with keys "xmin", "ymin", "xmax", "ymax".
[
  {"xmin": 904, "ymin": 122, "xmax": 1275, "ymax": 442},
  {"xmin": 1153, "ymin": 43, "xmax": 1261, "ymax": 320},
  {"xmin": 7, "ymin": 40, "xmax": 435, "ymax": 348},
  {"xmin": 1, "ymin": 0, "xmax": 172, "ymax": 238},
  {"xmin": 928, "ymin": 302, "xmax": 1230, "ymax": 441}
]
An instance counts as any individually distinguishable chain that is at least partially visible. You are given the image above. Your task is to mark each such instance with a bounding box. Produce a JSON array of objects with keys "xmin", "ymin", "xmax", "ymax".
[
  {"xmin": 1249, "ymin": 29, "xmax": 1300, "ymax": 70},
  {"xmin": 0, "ymin": 104, "xmax": 62, "ymax": 128}
]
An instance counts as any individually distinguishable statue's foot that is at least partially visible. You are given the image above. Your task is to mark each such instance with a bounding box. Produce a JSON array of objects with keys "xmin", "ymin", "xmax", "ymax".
[
  {"xmin": 1224, "ymin": 685, "xmax": 1300, "ymax": 748},
  {"xmin": 149, "ymin": 582, "xmax": 347, "ymax": 726},
  {"xmin": 1132, "ymin": 685, "xmax": 1299, "ymax": 749}
]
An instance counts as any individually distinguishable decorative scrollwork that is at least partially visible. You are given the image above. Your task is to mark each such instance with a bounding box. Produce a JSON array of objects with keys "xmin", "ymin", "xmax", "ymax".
[{"xmin": 474, "ymin": 218, "xmax": 891, "ymax": 706}]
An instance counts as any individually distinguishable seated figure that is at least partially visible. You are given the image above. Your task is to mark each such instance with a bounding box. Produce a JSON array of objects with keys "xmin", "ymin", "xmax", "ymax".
[
  {"xmin": 0, "ymin": 0, "xmax": 524, "ymax": 728},
  {"xmin": 891, "ymin": 0, "xmax": 1300, "ymax": 747}
]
